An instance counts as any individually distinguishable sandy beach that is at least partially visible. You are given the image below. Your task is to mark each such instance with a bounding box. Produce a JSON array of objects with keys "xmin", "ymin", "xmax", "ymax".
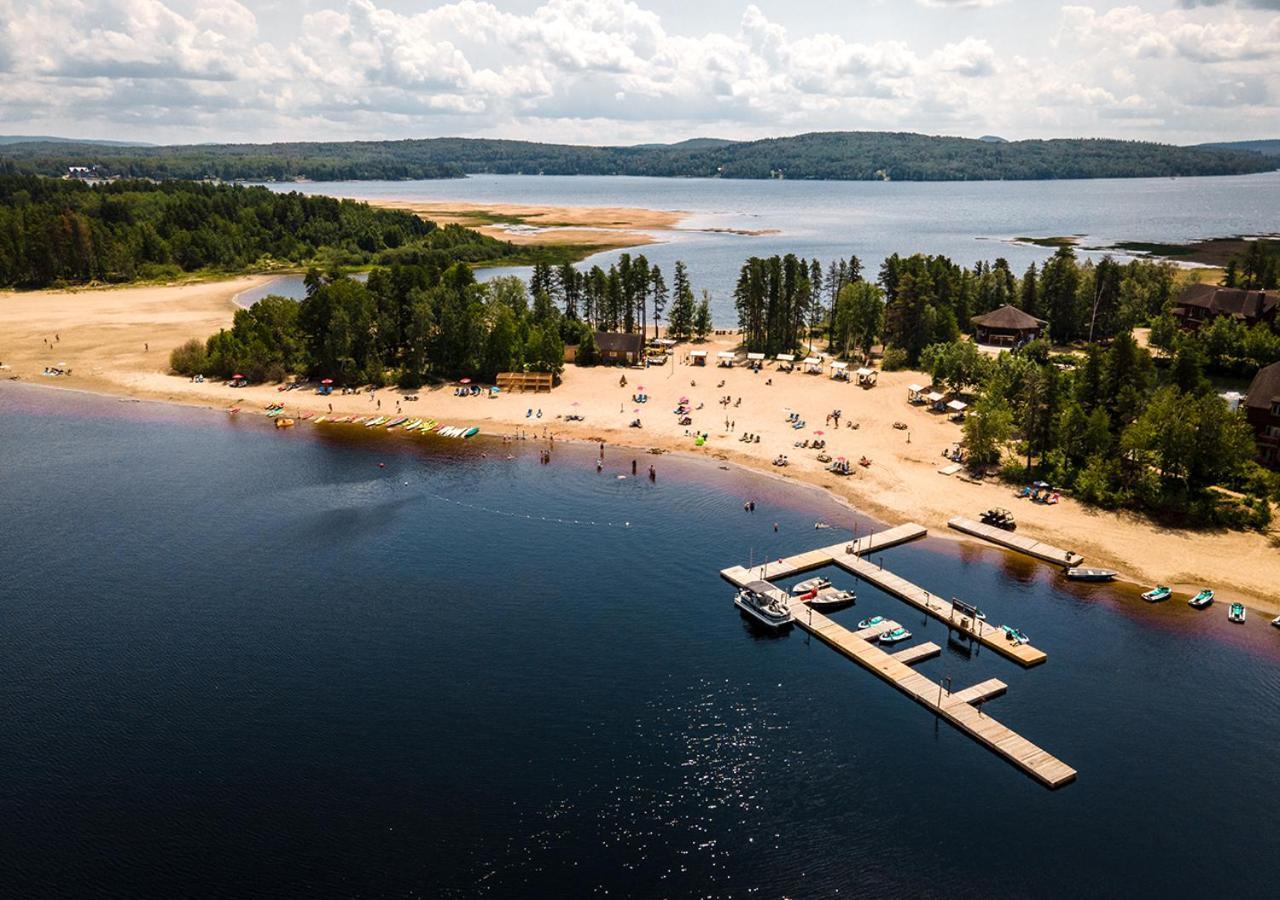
[
  {"xmin": 361, "ymin": 200, "xmax": 685, "ymax": 250},
  {"xmin": 3, "ymin": 276, "xmax": 1278, "ymax": 618}
]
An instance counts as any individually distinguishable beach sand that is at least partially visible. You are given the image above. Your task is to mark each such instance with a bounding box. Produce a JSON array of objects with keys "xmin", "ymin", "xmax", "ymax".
[
  {"xmin": 3, "ymin": 277, "xmax": 1278, "ymax": 618},
  {"xmin": 365, "ymin": 200, "xmax": 684, "ymax": 250}
]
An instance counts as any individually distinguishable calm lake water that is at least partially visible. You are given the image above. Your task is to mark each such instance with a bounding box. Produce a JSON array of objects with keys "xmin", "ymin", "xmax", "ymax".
[
  {"xmin": 2, "ymin": 383, "xmax": 1278, "ymax": 897},
  {"xmin": 260, "ymin": 172, "xmax": 1280, "ymax": 323}
]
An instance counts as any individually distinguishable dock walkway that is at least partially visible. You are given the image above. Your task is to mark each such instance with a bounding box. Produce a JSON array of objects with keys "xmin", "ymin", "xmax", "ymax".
[
  {"xmin": 789, "ymin": 601, "xmax": 1076, "ymax": 789},
  {"xmin": 948, "ymin": 517, "xmax": 1084, "ymax": 567},
  {"xmin": 720, "ymin": 522, "xmax": 1046, "ymax": 667}
]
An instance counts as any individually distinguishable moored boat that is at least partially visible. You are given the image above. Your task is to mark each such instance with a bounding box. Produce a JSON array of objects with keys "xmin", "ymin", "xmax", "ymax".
[
  {"xmin": 857, "ymin": 615, "xmax": 885, "ymax": 630},
  {"xmin": 385, "ymin": 416, "xmax": 407, "ymax": 429},
  {"xmin": 733, "ymin": 581, "xmax": 795, "ymax": 629},
  {"xmin": 1228, "ymin": 602, "xmax": 1246, "ymax": 624},
  {"xmin": 1272, "ymin": 615, "xmax": 1280, "ymax": 629},
  {"xmin": 1001, "ymin": 625, "xmax": 1029, "ymax": 645},
  {"xmin": 792, "ymin": 577, "xmax": 831, "ymax": 596},
  {"xmin": 806, "ymin": 587, "xmax": 856, "ymax": 609},
  {"xmin": 463, "ymin": 426, "xmax": 480, "ymax": 438},
  {"xmin": 1188, "ymin": 589, "xmax": 1215, "ymax": 609},
  {"xmin": 878, "ymin": 627, "xmax": 911, "ymax": 645},
  {"xmin": 1065, "ymin": 567, "xmax": 1118, "ymax": 582},
  {"xmin": 1142, "ymin": 585, "xmax": 1172, "ymax": 602}
]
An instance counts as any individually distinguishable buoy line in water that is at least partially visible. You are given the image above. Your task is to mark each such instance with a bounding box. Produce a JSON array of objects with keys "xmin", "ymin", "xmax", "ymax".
[{"xmin": 428, "ymin": 493, "xmax": 634, "ymax": 529}]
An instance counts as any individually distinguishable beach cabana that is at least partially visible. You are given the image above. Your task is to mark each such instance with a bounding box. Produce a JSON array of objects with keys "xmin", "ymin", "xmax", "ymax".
[
  {"xmin": 803, "ymin": 356, "xmax": 824, "ymax": 374},
  {"xmin": 947, "ymin": 399, "xmax": 968, "ymax": 420},
  {"xmin": 907, "ymin": 384, "xmax": 925, "ymax": 404},
  {"xmin": 856, "ymin": 367, "xmax": 877, "ymax": 387},
  {"xmin": 926, "ymin": 391, "xmax": 946, "ymax": 411},
  {"xmin": 830, "ymin": 361, "xmax": 850, "ymax": 381},
  {"xmin": 716, "ymin": 351, "xmax": 737, "ymax": 367},
  {"xmin": 689, "ymin": 350, "xmax": 707, "ymax": 366},
  {"xmin": 776, "ymin": 353, "xmax": 796, "ymax": 372}
]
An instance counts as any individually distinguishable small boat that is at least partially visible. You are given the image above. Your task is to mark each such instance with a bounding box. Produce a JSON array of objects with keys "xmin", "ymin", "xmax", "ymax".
[
  {"xmin": 857, "ymin": 615, "xmax": 885, "ymax": 630},
  {"xmin": 365, "ymin": 416, "xmax": 386, "ymax": 427},
  {"xmin": 1228, "ymin": 603, "xmax": 1246, "ymax": 624},
  {"xmin": 385, "ymin": 416, "xmax": 408, "ymax": 429},
  {"xmin": 792, "ymin": 577, "xmax": 832, "ymax": 596},
  {"xmin": 463, "ymin": 426, "xmax": 480, "ymax": 438},
  {"xmin": 1188, "ymin": 589, "xmax": 1215, "ymax": 609},
  {"xmin": 733, "ymin": 581, "xmax": 795, "ymax": 629},
  {"xmin": 313, "ymin": 416, "xmax": 327, "ymax": 424},
  {"xmin": 1065, "ymin": 567, "xmax": 1118, "ymax": 582},
  {"xmin": 419, "ymin": 419, "xmax": 436, "ymax": 432},
  {"xmin": 878, "ymin": 627, "xmax": 911, "ymax": 645},
  {"xmin": 274, "ymin": 417, "xmax": 295, "ymax": 429},
  {"xmin": 227, "ymin": 407, "xmax": 240, "ymax": 415},
  {"xmin": 807, "ymin": 587, "xmax": 856, "ymax": 609},
  {"xmin": 351, "ymin": 416, "xmax": 367, "ymax": 425},
  {"xmin": 1142, "ymin": 586, "xmax": 1172, "ymax": 602},
  {"xmin": 1271, "ymin": 615, "xmax": 1280, "ymax": 629},
  {"xmin": 1001, "ymin": 625, "xmax": 1029, "ymax": 646},
  {"xmin": 402, "ymin": 418, "xmax": 422, "ymax": 431}
]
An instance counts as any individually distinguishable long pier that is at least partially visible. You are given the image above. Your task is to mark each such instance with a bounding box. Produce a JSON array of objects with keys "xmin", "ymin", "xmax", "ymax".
[
  {"xmin": 720, "ymin": 523, "xmax": 1046, "ymax": 667},
  {"xmin": 787, "ymin": 602, "xmax": 1076, "ymax": 788},
  {"xmin": 948, "ymin": 516, "xmax": 1084, "ymax": 567},
  {"xmin": 719, "ymin": 524, "xmax": 1076, "ymax": 788}
]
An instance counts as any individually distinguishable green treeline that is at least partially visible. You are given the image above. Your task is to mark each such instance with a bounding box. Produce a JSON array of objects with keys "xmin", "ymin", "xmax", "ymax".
[
  {"xmin": 0, "ymin": 173, "xmax": 524, "ymax": 287},
  {"xmin": 3, "ymin": 131, "xmax": 1274, "ymax": 183},
  {"xmin": 174, "ymin": 266, "xmax": 568, "ymax": 387}
]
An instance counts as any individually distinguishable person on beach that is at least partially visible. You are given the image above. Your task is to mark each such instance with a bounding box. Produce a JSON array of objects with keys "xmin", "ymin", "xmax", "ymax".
[
  {"xmin": 648, "ymin": 465, "xmax": 655, "ymax": 482},
  {"xmin": 596, "ymin": 460, "xmax": 603, "ymax": 473},
  {"xmin": 631, "ymin": 459, "xmax": 637, "ymax": 475}
]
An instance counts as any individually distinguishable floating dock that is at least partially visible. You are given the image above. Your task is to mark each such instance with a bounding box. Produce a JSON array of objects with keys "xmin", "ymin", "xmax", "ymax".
[
  {"xmin": 787, "ymin": 601, "xmax": 1076, "ymax": 789},
  {"xmin": 948, "ymin": 517, "xmax": 1084, "ymax": 567},
  {"xmin": 720, "ymin": 523, "xmax": 1046, "ymax": 667},
  {"xmin": 720, "ymin": 524, "xmax": 1076, "ymax": 788}
]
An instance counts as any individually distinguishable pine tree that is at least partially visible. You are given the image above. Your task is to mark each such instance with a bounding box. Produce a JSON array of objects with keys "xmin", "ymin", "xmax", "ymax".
[{"xmin": 667, "ymin": 260, "xmax": 695, "ymax": 341}]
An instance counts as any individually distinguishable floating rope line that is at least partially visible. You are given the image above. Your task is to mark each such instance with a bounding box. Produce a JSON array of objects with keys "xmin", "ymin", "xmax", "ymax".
[{"xmin": 427, "ymin": 492, "xmax": 635, "ymax": 529}]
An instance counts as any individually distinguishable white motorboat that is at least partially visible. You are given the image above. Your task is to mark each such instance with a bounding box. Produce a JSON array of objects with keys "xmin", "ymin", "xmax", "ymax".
[
  {"xmin": 734, "ymin": 581, "xmax": 795, "ymax": 629},
  {"xmin": 791, "ymin": 577, "xmax": 831, "ymax": 596},
  {"xmin": 806, "ymin": 587, "xmax": 856, "ymax": 609}
]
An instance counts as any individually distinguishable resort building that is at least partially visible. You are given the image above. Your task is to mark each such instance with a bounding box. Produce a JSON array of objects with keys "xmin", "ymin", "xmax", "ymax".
[
  {"xmin": 1171, "ymin": 283, "xmax": 1279, "ymax": 332},
  {"xmin": 1244, "ymin": 361, "xmax": 1280, "ymax": 467},
  {"xmin": 970, "ymin": 304, "xmax": 1047, "ymax": 347},
  {"xmin": 594, "ymin": 332, "xmax": 644, "ymax": 366}
]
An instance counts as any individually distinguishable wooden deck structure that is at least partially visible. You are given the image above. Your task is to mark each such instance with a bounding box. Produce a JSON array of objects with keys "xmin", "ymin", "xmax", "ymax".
[
  {"xmin": 786, "ymin": 601, "xmax": 1076, "ymax": 789},
  {"xmin": 495, "ymin": 372, "xmax": 554, "ymax": 393},
  {"xmin": 720, "ymin": 523, "xmax": 1047, "ymax": 667},
  {"xmin": 948, "ymin": 516, "xmax": 1084, "ymax": 567}
]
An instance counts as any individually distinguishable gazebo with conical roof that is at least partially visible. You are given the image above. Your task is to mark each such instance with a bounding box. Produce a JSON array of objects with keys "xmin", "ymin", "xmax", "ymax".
[{"xmin": 970, "ymin": 305, "xmax": 1047, "ymax": 346}]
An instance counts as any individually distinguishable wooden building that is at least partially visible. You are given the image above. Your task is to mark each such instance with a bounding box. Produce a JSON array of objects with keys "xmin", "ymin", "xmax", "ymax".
[
  {"xmin": 970, "ymin": 305, "xmax": 1047, "ymax": 346},
  {"xmin": 1244, "ymin": 361, "xmax": 1280, "ymax": 467},
  {"xmin": 1172, "ymin": 283, "xmax": 1278, "ymax": 332},
  {"xmin": 594, "ymin": 332, "xmax": 644, "ymax": 365}
]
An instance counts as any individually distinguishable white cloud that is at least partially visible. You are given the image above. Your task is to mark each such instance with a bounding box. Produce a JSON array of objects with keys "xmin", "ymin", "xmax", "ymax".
[{"xmin": 0, "ymin": 0, "xmax": 1277, "ymax": 145}]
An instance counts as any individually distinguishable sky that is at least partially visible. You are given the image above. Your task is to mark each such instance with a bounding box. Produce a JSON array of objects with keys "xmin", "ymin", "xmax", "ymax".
[{"xmin": 0, "ymin": 0, "xmax": 1277, "ymax": 146}]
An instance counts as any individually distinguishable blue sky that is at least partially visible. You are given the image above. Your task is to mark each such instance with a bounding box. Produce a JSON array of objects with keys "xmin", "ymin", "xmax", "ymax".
[{"xmin": 1, "ymin": 0, "xmax": 1277, "ymax": 145}]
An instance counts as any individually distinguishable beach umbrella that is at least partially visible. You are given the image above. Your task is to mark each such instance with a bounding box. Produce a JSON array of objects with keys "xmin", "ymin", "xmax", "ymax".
[
  {"xmin": 232, "ymin": 373, "xmax": 244, "ymax": 380},
  {"xmin": 460, "ymin": 377, "xmax": 472, "ymax": 384},
  {"xmin": 321, "ymin": 378, "xmax": 333, "ymax": 385},
  {"xmin": 637, "ymin": 385, "xmax": 645, "ymax": 390},
  {"xmin": 814, "ymin": 429, "xmax": 824, "ymax": 435}
]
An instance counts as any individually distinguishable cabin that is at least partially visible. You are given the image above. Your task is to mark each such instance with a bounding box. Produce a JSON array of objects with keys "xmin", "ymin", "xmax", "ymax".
[
  {"xmin": 1171, "ymin": 283, "xmax": 1279, "ymax": 332},
  {"xmin": 594, "ymin": 331, "xmax": 644, "ymax": 366},
  {"xmin": 1244, "ymin": 361, "xmax": 1280, "ymax": 467},
  {"xmin": 970, "ymin": 305, "xmax": 1047, "ymax": 347}
]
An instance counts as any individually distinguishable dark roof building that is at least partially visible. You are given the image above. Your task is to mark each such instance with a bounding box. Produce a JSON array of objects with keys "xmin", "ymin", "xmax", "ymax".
[
  {"xmin": 970, "ymin": 304, "xmax": 1047, "ymax": 346},
  {"xmin": 1244, "ymin": 361, "xmax": 1280, "ymax": 467},
  {"xmin": 594, "ymin": 331, "xmax": 644, "ymax": 365},
  {"xmin": 1172, "ymin": 283, "xmax": 1278, "ymax": 331}
]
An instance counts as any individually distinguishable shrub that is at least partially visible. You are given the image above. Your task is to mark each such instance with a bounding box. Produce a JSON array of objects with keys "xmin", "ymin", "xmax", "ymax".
[
  {"xmin": 881, "ymin": 346, "xmax": 909, "ymax": 371},
  {"xmin": 169, "ymin": 338, "xmax": 208, "ymax": 376}
]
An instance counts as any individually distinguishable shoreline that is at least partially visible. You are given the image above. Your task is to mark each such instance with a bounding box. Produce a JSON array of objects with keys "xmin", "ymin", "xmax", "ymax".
[{"xmin": 3, "ymin": 276, "xmax": 1278, "ymax": 621}]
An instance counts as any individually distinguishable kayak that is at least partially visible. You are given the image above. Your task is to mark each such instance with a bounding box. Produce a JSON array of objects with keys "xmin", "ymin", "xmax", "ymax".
[
  {"xmin": 463, "ymin": 426, "xmax": 480, "ymax": 438},
  {"xmin": 1142, "ymin": 586, "xmax": 1172, "ymax": 602},
  {"xmin": 385, "ymin": 416, "xmax": 408, "ymax": 429}
]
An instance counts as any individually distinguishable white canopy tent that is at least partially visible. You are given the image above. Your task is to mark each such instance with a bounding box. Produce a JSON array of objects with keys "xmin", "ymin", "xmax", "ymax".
[
  {"xmin": 746, "ymin": 352, "xmax": 766, "ymax": 361},
  {"xmin": 947, "ymin": 399, "xmax": 968, "ymax": 412},
  {"xmin": 776, "ymin": 353, "xmax": 796, "ymax": 362},
  {"xmin": 855, "ymin": 367, "xmax": 874, "ymax": 377},
  {"xmin": 689, "ymin": 350, "xmax": 707, "ymax": 366},
  {"xmin": 802, "ymin": 356, "xmax": 824, "ymax": 374},
  {"xmin": 925, "ymin": 391, "xmax": 945, "ymax": 404}
]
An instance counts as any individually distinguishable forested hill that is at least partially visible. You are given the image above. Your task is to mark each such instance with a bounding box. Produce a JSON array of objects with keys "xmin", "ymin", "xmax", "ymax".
[
  {"xmin": 1195, "ymin": 139, "xmax": 1280, "ymax": 158},
  {"xmin": 1, "ymin": 131, "xmax": 1275, "ymax": 182},
  {"xmin": 0, "ymin": 174, "xmax": 520, "ymax": 288}
]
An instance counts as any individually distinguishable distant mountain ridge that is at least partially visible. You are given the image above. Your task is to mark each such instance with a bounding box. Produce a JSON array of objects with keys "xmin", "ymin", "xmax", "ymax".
[
  {"xmin": 0, "ymin": 135, "xmax": 153, "ymax": 147},
  {"xmin": 1196, "ymin": 139, "xmax": 1280, "ymax": 158},
  {"xmin": 0, "ymin": 131, "xmax": 1274, "ymax": 183}
]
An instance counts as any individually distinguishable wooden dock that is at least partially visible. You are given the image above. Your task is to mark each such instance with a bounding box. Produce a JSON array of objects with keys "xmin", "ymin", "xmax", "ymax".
[
  {"xmin": 788, "ymin": 600, "xmax": 1076, "ymax": 789},
  {"xmin": 720, "ymin": 523, "xmax": 1046, "ymax": 667},
  {"xmin": 948, "ymin": 517, "xmax": 1084, "ymax": 567}
]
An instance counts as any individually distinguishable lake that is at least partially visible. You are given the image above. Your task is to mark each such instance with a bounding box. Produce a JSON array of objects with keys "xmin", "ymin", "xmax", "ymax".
[
  {"xmin": 2, "ymin": 383, "xmax": 1278, "ymax": 897},
  {"xmin": 257, "ymin": 172, "xmax": 1280, "ymax": 324}
]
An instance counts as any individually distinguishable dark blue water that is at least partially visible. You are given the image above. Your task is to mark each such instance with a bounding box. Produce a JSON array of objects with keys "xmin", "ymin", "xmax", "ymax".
[{"xmin": 2, "ymin": 384, "xmax": 1278, "ymax": 898}]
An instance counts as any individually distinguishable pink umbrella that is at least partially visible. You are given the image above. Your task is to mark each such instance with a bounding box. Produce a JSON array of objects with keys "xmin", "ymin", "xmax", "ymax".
[
  {"xmin": 321, "ymin": 378, "xmax": 334, "ymax": 385},
  {"xmin": 460, "ymin": 378, "xmax": 472, "ymax": 384},
  {"xmin": 637, "ymin": 385, "xmax": 645, "ymax": 391},
  {"xmin": 813, "ymin": 429, "xmax": 824, "ymax": 435}
]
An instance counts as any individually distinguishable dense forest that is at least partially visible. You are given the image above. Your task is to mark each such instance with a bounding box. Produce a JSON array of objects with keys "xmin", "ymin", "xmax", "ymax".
[
  {"xmin": 2, "ymin": 131, "xmax": 1274, "ymax": 183},
  {"xmin": 0, "ymin": 173, "xmax": 525, "ymax": 287}
]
